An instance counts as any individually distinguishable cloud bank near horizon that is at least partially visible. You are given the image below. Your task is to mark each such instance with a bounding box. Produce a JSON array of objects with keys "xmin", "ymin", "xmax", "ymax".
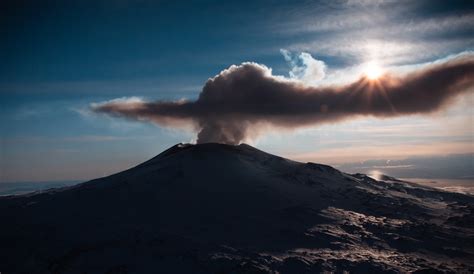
[{"xmin": 92, "ymin": 53, "xmax": 474, "ymax": 145}]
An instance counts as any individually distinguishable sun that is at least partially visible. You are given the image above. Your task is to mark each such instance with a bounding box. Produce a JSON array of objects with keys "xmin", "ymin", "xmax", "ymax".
[{"xmin": 365, "ymin": 61, "xmax": 383, "ymax": 80}]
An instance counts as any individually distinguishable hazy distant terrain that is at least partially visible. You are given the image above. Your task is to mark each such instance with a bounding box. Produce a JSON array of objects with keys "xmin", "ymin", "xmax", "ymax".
[
  {"xmin": 0, "ymin": 181, "xmax": 80, "ymax": 196},
  {"xmin": 337, "ymin": 153, "xmax": 474, "ymax": 195},
  {"xmin": 337, "ymin": 153, "xmax": 473, "ymax": 180},
  {"xmin": 400, "ymin": 178, "xmax": 474, "ymax": 195},
  {"xmin": 1, "ymin": 143, "xmax": 473, "ymax": 273}
]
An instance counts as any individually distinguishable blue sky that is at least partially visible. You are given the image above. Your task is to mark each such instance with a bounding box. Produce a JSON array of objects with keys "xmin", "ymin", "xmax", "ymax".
[{"xmin": 1, "ymin": 0, "xmax": 473, "ymax": 182}]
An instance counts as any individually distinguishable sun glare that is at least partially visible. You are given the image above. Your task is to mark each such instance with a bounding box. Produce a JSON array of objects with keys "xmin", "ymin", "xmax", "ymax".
[{"xmin": 365, "ymin": 61, "xmax": 383, "ymax": 80}]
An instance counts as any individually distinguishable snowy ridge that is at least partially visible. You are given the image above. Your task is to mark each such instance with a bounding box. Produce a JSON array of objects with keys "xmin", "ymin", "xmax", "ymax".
[{"xmin": 0, "ymin": 143, "xmax": 473, "ymax": 273}]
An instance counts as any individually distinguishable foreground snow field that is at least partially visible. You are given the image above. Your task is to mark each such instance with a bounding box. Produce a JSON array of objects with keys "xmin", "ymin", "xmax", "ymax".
[{"xmin": 1, "ymin": 143, "xmax": 473, "ymax": 273}]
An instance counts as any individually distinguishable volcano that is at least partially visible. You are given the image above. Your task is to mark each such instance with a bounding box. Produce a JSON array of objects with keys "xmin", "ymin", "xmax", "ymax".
[{"xmin": 1, "ymin": 143, "xmax": 473, "ymax": 273}]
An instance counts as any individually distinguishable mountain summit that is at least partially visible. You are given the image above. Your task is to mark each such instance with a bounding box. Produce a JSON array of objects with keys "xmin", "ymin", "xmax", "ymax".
[{"xmin": 1, "ymin": 143, "xmax": 473, "ymax": 273}]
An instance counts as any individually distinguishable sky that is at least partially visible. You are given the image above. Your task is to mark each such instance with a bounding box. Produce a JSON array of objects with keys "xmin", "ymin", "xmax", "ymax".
[{"xmin": 1, "ymin": 0, "xmax": 473, "ymax": 182}]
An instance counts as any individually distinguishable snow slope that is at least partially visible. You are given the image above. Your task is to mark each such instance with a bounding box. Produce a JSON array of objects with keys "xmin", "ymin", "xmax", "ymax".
[{"xmin": 0, "ymin": 143, "xmax": 473, "ymax": 273}]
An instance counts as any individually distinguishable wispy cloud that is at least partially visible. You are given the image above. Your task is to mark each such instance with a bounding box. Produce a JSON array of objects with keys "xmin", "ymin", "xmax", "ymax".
[
  {"xmin": 271, "ymin": 1, "xmax": 474, "ymax": 66},
  {"xmin": 1, "ymin": 135, "xmax": 139, "ymax": 144}
]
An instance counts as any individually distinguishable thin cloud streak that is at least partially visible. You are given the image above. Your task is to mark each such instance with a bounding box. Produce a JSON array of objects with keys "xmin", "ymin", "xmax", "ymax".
[
  {"xmin": 274, "ymin": 2, "xmax": 474, "ymax": 66},
  {"xmin": 92, "ymin": 53, "xmax": 474, "ymax": 145}
]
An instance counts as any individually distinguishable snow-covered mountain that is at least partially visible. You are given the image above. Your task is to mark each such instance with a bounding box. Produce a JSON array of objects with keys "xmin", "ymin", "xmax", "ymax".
[{"xmin": 1, "ymin": 143, "xmax": 473, "ymax": 273}]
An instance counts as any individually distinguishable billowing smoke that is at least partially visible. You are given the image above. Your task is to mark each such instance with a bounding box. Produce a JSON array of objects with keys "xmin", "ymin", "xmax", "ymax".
[{"xmin": 92, "ymin": 54, "xmax": 474, "ymax": 144}]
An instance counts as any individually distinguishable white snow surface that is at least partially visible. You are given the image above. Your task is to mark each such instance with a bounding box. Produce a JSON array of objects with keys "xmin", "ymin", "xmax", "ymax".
[{"xmin": 0, "ymin": 143, "xmax": 473, "ymax": 273}]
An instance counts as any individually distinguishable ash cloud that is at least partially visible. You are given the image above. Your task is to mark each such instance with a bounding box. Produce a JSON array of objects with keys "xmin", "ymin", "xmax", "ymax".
[{"xmin": 92, "ymin": 54, "xmax": 474, "ymax": 144}]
